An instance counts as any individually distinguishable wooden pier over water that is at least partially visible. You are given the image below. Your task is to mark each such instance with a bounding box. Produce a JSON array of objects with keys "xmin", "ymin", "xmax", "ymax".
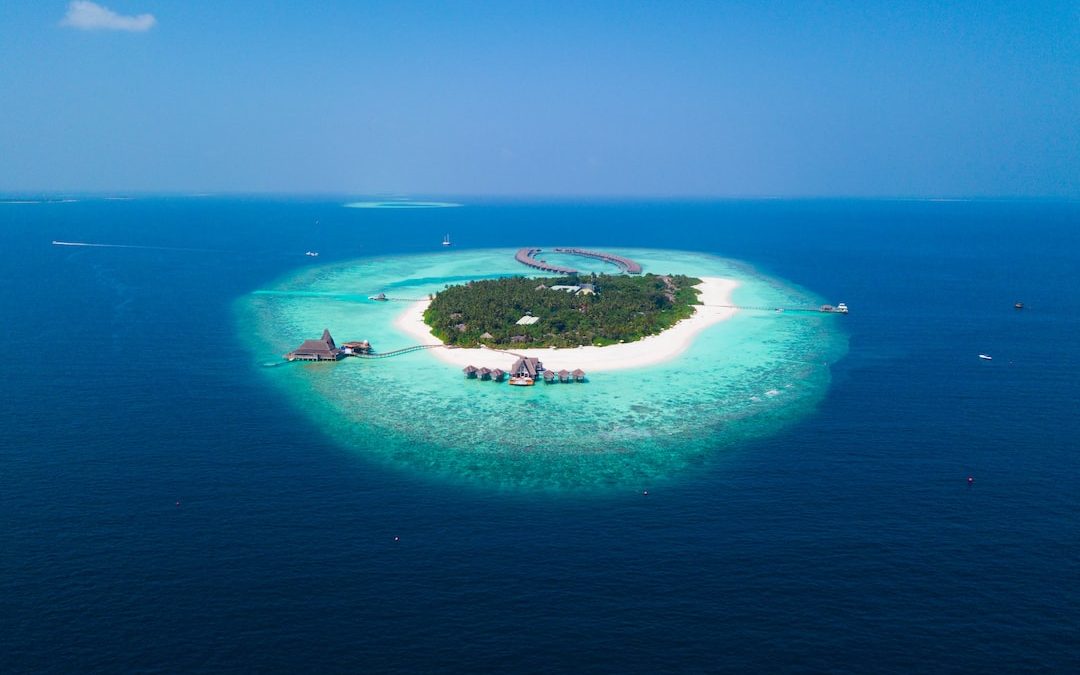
[
  {"xmin": 702, "ymin": 303, "xmax": 849, "ymax": 314},
  {"xmin": 350, "ymin": 344, "xmax": 444, "ymax": 359},
  {"xmin": 514, "ymin": 247, "xmax": 643, "ymax": 275}
]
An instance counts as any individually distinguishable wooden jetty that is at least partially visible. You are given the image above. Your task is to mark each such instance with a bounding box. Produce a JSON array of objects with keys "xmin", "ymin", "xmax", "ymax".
[
  {"xmin": 514, "ymin": 248, "xmax": 578, "ymax": 274},
  {"xmin": 553, "ymin": 248, "xmax": 642, "ymax": 274},
  {"xmin": 352, "ymin": 344, "xmax": 442, "ymax": 359},
  {"xmin": 702, "ymin": 302, "xmax": 850, "ymax": 314},
  {"xmin": 514, "ymin": 247, "xmax": 643, "ymax": 275}
]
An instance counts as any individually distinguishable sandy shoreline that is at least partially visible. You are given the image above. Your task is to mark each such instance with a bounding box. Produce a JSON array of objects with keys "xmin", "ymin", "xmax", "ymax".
[{"xmin": 391, "ymin": 276, "xmax": 739, "ymax": 373}]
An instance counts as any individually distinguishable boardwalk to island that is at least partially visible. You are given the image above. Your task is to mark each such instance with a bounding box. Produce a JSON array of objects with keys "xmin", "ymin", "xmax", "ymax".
[{"xmin": 514, "ymin": 247, "xmax": 643, "ymax": 275}]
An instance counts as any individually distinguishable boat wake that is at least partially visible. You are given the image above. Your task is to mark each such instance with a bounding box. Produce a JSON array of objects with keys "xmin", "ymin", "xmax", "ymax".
[{"xmin": 51, "ymin": 240, "xmax": 219, "ymax": 253}]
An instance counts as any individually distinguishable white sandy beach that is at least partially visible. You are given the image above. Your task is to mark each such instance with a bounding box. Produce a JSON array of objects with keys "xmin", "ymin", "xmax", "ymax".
[{"xmin": 392, "ymin": 276, "xmax": 739, "ymax": 373}]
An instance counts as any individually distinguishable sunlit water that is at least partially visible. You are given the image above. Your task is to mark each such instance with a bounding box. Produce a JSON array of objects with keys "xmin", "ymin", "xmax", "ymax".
[{"xmin": 239, "ymin": 248, "xmax": 848, "ymax": 490}]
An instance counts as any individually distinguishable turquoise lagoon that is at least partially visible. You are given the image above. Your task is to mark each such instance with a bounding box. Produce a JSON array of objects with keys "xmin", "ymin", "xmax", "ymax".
[{"xmin": 239, "ymin": 248, "xmax": 847, "ymax": 491}]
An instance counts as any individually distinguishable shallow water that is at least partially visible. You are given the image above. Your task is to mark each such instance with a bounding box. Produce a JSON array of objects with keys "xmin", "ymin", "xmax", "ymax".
[{"xmin": 240, "ymin": 248, "xmax": 848, "ymax": 490}]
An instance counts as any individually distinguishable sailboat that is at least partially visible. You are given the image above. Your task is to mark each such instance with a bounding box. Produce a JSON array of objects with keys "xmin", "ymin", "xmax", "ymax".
[{"xmin": 442, "ymin": 233, "xmax": 451, "ymax": 246}]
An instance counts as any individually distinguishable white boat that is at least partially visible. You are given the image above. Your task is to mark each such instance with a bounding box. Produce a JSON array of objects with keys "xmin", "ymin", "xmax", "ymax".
[
  {"xmin": 305, "ymin": 251, "xmax": 319, "ymax": 257},
  {"xmin": 979, "ymin": 354, "xmax": 992, "ymax": 360},
  {"xmin": 442, "ymin": 233, "xmax": 451, "ymax": 246},
  {"xmin": 836, "ymin": 302, "xmax": 849, "ymax": 313}
]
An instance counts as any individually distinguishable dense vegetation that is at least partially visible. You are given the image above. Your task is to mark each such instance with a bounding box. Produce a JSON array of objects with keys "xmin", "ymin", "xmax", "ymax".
[{"xmin": 424, "ymin": 273, "xmax": 702, "ymax": 348}]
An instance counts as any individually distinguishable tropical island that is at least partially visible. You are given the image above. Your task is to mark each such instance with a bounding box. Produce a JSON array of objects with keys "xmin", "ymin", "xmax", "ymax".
[{"xmin": 423, "ymin": 273, "xmax": 703, "ymax": 348}]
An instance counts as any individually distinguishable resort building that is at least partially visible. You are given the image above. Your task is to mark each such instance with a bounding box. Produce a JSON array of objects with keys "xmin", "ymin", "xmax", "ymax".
[
  {"xmin": 510, "ymin": 357, "xmax": 543, "ymax": 379},
  {"xmin": 341, "ymin": 340, "xmax": 372, "ymax": 355},
  {"xmin": 286, "ymin": 329, "xmax": 342, "ymax": 361}
]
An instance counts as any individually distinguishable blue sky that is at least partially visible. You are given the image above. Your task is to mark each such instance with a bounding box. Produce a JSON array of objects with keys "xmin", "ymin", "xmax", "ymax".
[{"xmin": 1, "ymin": 1, "xmax": 1077, "ymax": 196}]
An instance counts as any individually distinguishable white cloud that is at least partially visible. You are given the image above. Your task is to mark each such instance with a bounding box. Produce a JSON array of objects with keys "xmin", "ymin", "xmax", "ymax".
[{"xmin": 60, "ymin": 1, "xmax": 156, "ymax": 32}]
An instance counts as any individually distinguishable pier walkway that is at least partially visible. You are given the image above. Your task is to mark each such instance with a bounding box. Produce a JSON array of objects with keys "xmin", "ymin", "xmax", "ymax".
[
  {"xmin": 514, "ymin": 248, "xmax": 578, "ymax": 274},
  {"xmin": 701, "ymin": 304, "xmax": 849, "ymax": 314},
  {"xmin": 553, "ymin": 248, "xmax": 643, "ymax": 274},
  {"xmin": 514, "ymin": 247, "xmax": 643, "ymax": 275},
  {"xmin": 351, "ymin": 344, "xmax": 444, "ymax": 359}
]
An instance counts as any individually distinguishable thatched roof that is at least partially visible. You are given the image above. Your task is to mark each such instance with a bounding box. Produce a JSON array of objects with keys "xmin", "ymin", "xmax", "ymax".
[
  {"xmin": 289, "ymin": 329, "xmax": 339, "ymax": 358},
  {"xmin": 510, "ymin": 357, "xmax": 542, "ymax": 378}
]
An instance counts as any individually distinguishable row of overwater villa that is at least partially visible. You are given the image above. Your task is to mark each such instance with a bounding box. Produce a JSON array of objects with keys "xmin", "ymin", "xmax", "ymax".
[{"xmin": 464, "ymin": 357, "xmax": 585, "ymax": 386}]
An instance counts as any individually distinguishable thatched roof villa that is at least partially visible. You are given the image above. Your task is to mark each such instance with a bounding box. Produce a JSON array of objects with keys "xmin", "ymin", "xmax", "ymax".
[{"xmin": 286, "ymin": 329, "xmax": 342, "ymax": 361}]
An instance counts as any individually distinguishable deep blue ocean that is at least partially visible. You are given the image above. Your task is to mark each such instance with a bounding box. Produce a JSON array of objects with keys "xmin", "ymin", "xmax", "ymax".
[{"xmin": 2, "ymin": 198, "xmax": 1078, "ymax": 672}]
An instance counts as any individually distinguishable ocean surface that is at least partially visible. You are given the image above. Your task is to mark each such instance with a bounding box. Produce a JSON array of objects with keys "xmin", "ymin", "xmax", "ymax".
[{"xmin": 1, "ymin": 198, "xmax": 1078, "ymax": 672}]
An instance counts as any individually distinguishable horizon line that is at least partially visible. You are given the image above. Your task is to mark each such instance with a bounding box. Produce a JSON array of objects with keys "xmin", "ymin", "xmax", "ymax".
[{"xmin": 2, "ymin": 191, "xmax": 1078, "ymax": 203}]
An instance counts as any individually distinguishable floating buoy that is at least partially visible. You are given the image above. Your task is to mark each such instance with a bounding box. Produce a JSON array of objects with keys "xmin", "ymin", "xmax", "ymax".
[
  {"xmin": 967, "ymin": 476, "xmax": 974, "ymax": 484},
  {"xmin": 642, "ymin": 490, "xmax": 649, "ymax": 496},
  {"xmin": 393, "ymin": 536, "xmax": 399, "ymax": 542}
]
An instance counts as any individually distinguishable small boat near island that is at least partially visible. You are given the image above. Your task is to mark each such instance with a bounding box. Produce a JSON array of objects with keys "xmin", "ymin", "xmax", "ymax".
[
  {"xmin": 443, "ymin": 233, "xmax": 451, "ymax": 246},
  {"xmin": 305, "ymin": 251, "xmax": 319, "ymax": 257},
  {"xmin": 979, "ymin": 354, "xmax": 993, "ymax": 360}
]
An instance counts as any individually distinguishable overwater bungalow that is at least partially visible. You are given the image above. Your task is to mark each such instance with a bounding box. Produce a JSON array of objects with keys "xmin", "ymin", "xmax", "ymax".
[
  {"xmin": 557, "ymin": 369, "xmax": 571, "ymax": 383},
  {"xmin": 285, "ymin": 329, "xmax": 342, "ymax": 362},
  {"xmin": 572, "ymin": 368, "xmax": 586, "ymax": 382},
  {"xmin": 490, "ymin": 368, "xmax": 506, "ymax": 382},
  {"xmin": 463, "ymin": 365, "xmax": 479, "ymax": 378},
  {"xmin": 542, "ymin": 370, "xmax": 556, "ymax": 383},
  {"xmin": 510, "ymin": 357, "xmax": 543, "ymax": 379},
  {"xmin": 478, "ymin": 367, "xmax": 492, "ymax": 381}
]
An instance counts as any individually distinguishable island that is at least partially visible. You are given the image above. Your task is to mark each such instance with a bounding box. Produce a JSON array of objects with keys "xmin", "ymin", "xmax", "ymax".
[
  {"xmin": 395, "ymin": 276, "xmax": 740, "ymax": 373},
  {"xmin": 422, "ymin": 273, "xmax": 703, "ymax": 349}
]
